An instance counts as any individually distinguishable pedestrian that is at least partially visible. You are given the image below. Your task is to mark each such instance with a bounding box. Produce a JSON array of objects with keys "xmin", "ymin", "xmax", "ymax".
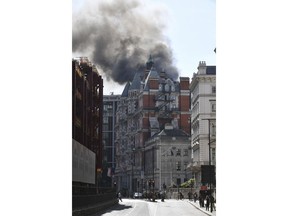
[
  {"xmin": 188, "ymin": 191, "xmax": 192, "ymax": 201},
  {"xmin": 161, "ymin": 192, "xmax": 165, "ymax": 202},
  {"xmin": 209, "ymin": 195, "xmax": 215, "ymax": 212},
  {"xmin": 200, "ymin": 195, "xmax": 204, "ymax": 207},
  {"xmin": 205, "ymin": 195, "xmax": 210, "ymax": 211},
  {"xmin": 193, "ymin": 192, "xmax": 197, "ymax": 203},
  {"xmin": 118, "ymin": 192, "xmax": 122, "ymax": 202},
  {"xmin": 198, "ymin": 195, "xmax": 202, "ymax": 207}
]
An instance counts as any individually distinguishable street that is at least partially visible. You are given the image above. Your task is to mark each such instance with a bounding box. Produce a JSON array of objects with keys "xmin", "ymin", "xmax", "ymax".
[{"xmin": 90, "ymin": 199, "xmax": 210, "ymax": 216}]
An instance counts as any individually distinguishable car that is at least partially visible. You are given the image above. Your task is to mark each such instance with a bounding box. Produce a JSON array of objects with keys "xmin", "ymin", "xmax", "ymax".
[{"xmin": 133, "ymin": 192, "xmax": 143, "ymax": 199}]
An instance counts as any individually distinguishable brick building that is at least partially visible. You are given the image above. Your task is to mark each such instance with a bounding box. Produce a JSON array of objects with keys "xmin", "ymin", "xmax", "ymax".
[
  {"xmin": 114, "ymin": 56, "xmax": 191, "ymax": 196},
  {"xmin": 72, "ymin": 57, "xmax": 103, "ymax": 189}
]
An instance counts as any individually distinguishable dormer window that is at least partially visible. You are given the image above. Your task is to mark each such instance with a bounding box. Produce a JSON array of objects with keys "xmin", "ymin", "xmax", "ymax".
[
  {"xmin": 171, "ymin": 85, "xmax": 175, "ymax": 91},
  {"xmin": 165, "ymin": 84, "xmax": 169, "ymax": 92}
]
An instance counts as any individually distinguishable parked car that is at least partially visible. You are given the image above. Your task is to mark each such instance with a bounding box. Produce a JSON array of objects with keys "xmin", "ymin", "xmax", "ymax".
[{"xmin": 133, "ymin": 192, "xmax": 143, "ymax": 199}]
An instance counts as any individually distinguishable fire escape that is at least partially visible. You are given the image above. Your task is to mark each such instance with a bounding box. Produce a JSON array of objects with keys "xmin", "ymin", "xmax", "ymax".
[{"xmin": 155, "ymin": 83, "xmax": 175, "ymax": 119}]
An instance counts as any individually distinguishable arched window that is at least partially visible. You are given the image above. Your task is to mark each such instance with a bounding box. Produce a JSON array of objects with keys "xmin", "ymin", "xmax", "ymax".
[{"xmin": 165, "ymin": 84, "xmax": 169, "ymax": 92}]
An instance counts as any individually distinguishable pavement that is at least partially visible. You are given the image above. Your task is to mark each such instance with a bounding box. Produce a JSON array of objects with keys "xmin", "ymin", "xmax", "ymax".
[{"xmin": 186, "ymin": 199, "xmax": 216, "ymax": 216}]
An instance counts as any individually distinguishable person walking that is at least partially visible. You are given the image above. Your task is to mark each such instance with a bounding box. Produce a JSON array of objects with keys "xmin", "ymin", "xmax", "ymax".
[
  {"xmin": 198, "ymin": 195, "xmax": 203, "ymax": 207},
  {"xmin": 188, "ymin": 191, "xmax": 192, "ymax": 201},
  {"xmin": 210, "ymin": 195, "xmax": 215, "ymax": 212},
  {"xmin": 118, "ymin": 192, "xmax": 122, "ymax": 202},
  {"xmin": 205, "ymin": 195, "xmax": 210, "ymax": 211},
  {"xmin": 193, "ymin": 192, "xmax": 198, "ymax": 203}
]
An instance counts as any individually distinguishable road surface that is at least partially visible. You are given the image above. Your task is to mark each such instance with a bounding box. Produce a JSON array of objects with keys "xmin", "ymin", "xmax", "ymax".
[{"xmin": 91, "ymin": 199, "xmax": 209, "ymax": 216}]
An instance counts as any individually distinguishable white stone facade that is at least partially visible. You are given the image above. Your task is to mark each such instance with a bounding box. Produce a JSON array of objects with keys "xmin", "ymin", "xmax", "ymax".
[{"xmin": 189, "ymin": 61, "xmax": 216, "ymax": 190}]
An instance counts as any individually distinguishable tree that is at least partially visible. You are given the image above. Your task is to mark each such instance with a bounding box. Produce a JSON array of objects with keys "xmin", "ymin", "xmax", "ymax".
[{"xmin": 180, "ymin": 178, "xmax": 195, "ymax": 188}]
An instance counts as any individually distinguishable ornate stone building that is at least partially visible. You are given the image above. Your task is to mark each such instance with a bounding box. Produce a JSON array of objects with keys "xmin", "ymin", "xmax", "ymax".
[
  {"xmin": 189, "ymin": 61, "xmax": 216, "ymax": 191},
  {"xmin": 145, "ymin": 124, "xmax": 192, "ymax": 192},
  {"xmin": 114, "ymin": 56, "xmax": 191, "ymax": 196}
]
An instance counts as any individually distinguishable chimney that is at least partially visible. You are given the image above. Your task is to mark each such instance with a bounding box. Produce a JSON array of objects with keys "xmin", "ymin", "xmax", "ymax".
[
  {"xmin": 197, "ymin": 61, "xmax": 206, "ymax": 75},
  {"xmin": 179, "ymin": 77, "xmax": 190, "ymax": 90}
]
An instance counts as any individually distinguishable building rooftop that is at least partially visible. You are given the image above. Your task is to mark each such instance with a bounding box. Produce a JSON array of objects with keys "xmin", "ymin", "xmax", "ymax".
[
  {"xmin": 129, "ymin": 72, "xmax": 142, "ymax": 91},
  {"xmin": 121, "ymin": 82, "xmax": 131, "ymax": 97},
  {"xmin": 206, "ymin": 66, "xmax": 216, "ymax": 75}
]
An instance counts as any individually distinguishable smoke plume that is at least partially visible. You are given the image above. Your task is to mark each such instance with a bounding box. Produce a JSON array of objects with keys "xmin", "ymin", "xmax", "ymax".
[{"xmin": 73, "ymin": 0, "xmax": 179, "ymax": 84}]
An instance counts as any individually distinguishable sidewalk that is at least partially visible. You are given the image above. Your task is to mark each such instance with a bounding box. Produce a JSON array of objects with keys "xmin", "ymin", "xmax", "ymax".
[{"xmin": 186, "ymin": 199, "xmax": 216, "ymax": 216}]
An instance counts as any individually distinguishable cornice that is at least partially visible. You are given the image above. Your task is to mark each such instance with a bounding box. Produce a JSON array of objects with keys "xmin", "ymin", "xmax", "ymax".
[{"xmin": 190, "ymin": 76, "xmax": 216, "ymax": 90}]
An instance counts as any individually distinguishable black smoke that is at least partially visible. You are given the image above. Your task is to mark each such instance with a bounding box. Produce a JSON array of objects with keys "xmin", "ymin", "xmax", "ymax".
[{"xmin": 73, "ymin": 0, "xmax": 179, "ymax": 84}]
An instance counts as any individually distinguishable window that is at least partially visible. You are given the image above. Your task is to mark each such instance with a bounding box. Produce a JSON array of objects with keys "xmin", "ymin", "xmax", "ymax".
[
  {"xmin": 171, "ymin": 85, "xmax": 175, "ymax": 92},
  {"xmin": 212, "ymin": 86, "xmax": 216, "ymax": 93},
  {"xmin": 176, "ymin": 149, "xmax": 181, "ymax": 156},
  {"xmin": 103, "ymin": 116, "xmax": 108, "ymax": 124},
  {"xmin": 184, "ymin": 161, "xmax": 188, "ymax": 169},
  {"xmin": 211, "ymin": 123, "xmax": 216, "ymax": 137},
  {"xmin": 212, "ymin": 148, "xmax": 216, "ymax": 165},
  {"xmin": 184, "ymin": 149, "xmax": 188, "ymax": 156},
  {"xmin": 212, "ymin": 104, "xmax": 216, "ymax": 112},
  {"xmin": 210, "ymin": 100, "xmax": 216, "ymax": 113},
  {"xmin": 165, "ymin": 84, "xmax": 169, "ymax": 92},
  {"xmin": 176, "ymin": 161, "xmax": 181, "ymax": 171}
]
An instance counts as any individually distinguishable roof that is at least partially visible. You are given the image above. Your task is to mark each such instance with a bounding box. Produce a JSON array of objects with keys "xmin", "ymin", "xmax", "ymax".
[
  {"xmin": 143, "ymin": 68, "xmax": 160, "ymax": 91},
  {"xmin": 121, "ymin": 82, "xmax": 130, "ymax": 97},
  {"xmin": 129, "ymin": 72, "xmax": 142, "ymax": 91},
  {"xmin": 206, "ymin": 66, "xmax": 216, "ymax": 75},
  {"xmin": 146, "ymin": 54, "xmax": 154, "ymax": 69},
  {"xmin": 147, "ymin": 68, "xmax": 160, "ymax": 79}
]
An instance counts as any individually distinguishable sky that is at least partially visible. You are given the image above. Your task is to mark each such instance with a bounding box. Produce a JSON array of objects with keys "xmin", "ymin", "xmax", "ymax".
[{"xmin": 72, "ymin": 0, "xmax": 216, "ymax": 95}]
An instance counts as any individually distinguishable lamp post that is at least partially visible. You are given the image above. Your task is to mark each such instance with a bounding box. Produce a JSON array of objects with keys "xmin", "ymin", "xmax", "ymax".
[
  {"xmin": 142, "ymin": 145, "xmax": 145, "ymax": 195},
  {"xmin": 132, "ymin": 147, "xmax": 135, "ymax": 197},
  {"xmin": 159, "ymin": 138, "xmax": 162, "ymax": 192},
  {"xmin": 152, "ymin": 146, "xmax": 155, "ymax": 201},
  {"xmin": 201, "ymin": 118, "xmax": 215, "ymax": 192}
]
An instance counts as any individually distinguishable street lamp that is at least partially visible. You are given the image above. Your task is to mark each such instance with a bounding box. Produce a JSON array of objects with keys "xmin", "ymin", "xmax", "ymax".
[
  {"xmin": 152, "ymin": 146, "xmax": 155, "ymax": 201},
  {"xmin": 201, "ymin": 118, "xmax": 216, "ymax": 193},
  {"xmin": 132, "ymin": 147, "xmax": 135, "ymax": 197}
]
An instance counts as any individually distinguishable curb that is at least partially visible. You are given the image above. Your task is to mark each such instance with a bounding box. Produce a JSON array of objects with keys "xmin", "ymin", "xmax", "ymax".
[{"xmin": 186, "ymin": 200, "xmax": 213, "ymax": 216}]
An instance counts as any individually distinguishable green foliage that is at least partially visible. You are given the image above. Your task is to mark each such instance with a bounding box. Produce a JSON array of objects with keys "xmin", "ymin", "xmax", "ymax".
[{"xmin": 180, "ymin": 178, "xmax": 195, "ymax": 188}]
